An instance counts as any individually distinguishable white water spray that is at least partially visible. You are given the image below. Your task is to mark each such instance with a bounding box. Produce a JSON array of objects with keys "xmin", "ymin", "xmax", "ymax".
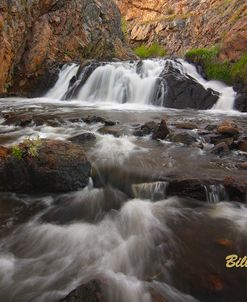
[
  {"xmin": 45, "ymin": 64, "xmax": 79, "ymax": 100},
  {"xmin": 45, "ymin": 59, "xmax": 237, "ymax": 111}
]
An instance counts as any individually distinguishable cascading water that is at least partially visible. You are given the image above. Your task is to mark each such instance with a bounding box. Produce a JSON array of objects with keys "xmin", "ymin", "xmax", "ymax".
[
  {"xmin": 178, "ymin": 59, "xmax": 236, "ymax": 111},
  {"xmin": 45, "ymin": 59, "xmax": 236, "ymax": 111},
  {"xmin": 204, "ymin": 184, "xmax": 229, "ymax": 203},
  {"xmin": 45, "ymin": 64, "xmax": 80, "ymax": 100},
  {"xmin": 1, "ymin": 55, "xmax": 247, "ymax": 302}
]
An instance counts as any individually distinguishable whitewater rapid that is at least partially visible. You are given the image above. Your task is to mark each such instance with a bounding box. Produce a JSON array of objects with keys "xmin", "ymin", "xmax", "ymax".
[{"xmin": 45, "ymin": 59, "xmax": 236, "ymax": 111}]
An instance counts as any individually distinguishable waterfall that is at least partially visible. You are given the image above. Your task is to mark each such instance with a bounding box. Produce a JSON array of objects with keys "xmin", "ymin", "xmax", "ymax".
[
  {"xmin": 45, "ymin": 64, "xmax": 80, "ymax": 100},
  {"xmin": 204, "ymin": 184, "xmax": 229, "ymax": 203},
  {"xmin": 177, "ymin": 59, "xmax": 236, "ymax": 111},
  {"xmin": 45, "ymin": 59, "xmax": 236, "ymax": 111}
]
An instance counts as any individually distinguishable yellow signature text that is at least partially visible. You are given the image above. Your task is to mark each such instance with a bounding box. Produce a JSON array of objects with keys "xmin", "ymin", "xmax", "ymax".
[{"xmin": 225, "ymin": 254, "xmax": 247, "ymax": 268}]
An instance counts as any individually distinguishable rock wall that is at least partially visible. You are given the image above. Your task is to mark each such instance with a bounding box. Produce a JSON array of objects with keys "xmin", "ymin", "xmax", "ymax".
[
  {"xmin": 0, "ymin": 0, "xmax": 132, "ymax": 96},
  {"xmin": 117, "ymin": 0, "xmax": 247, "ymax": 61}
]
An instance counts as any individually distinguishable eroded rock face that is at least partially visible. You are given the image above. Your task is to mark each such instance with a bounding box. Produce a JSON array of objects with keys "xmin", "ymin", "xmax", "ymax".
[
  {"xmin": 116, "ymin": 0, "xmax": 247, "ymax": 61},
  {"xmin": 0, "ymin": 0, "xmax": 132, "ymax": 96},
  {"xmin": 0, "ymin": 139, "xmax": 91, "ymax": 193}
]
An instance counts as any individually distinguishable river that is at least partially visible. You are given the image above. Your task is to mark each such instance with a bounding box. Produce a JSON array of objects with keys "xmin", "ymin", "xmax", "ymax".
[{"xmin": 0, "ymin": 59, "xmax": 246, "ymax": 302}]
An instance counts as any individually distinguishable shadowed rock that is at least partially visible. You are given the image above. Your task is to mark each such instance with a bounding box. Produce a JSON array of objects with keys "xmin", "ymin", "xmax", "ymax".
[{"xmin": 0, "ymin": 140, "xmax": 91, "ymax": 193}]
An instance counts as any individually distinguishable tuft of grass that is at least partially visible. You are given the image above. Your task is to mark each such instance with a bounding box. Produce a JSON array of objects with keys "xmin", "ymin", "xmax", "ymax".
[
  {"xmin": 11, "ymin": 145, "xmax": 23, "ymax": 160},
  {"xmin": 11, "ymin": 137, "xmax": 42, "ymax": 160},
  {"xmin": 134, "ymin": 43, "xmax": 166, "ymax": 59}
]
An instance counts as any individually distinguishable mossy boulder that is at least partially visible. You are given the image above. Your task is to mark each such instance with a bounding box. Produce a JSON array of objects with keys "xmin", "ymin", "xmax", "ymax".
[{"xmin": 0, "ymin": 139, "xmax": 91, "ymax": 193}]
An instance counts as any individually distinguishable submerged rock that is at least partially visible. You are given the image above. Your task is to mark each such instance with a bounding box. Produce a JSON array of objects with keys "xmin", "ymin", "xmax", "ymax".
[
  {"xmin": 59, "ymin": 280, "xmax": 105, "ymax": 302},
  {"xmin": 210, "ymin": 142, "xmax": 230, "ymax": 155},
  {"xmin": 168, "ymin": 132, "xmax": 197, "ymax": 145},
  {"xmin": 133, "ymin": 121, "xmax": 159, "ymax": 137},
  {"xmin": 69, "ymin": 133, "xmax": 96, "ymax": 145},
  {"xmin": 0, "ymin": 139, "xmax": 91, "ymax": 193},
  {"xmin": 175, "ymin": 122, "xmax": 198, "ymax": 130}
]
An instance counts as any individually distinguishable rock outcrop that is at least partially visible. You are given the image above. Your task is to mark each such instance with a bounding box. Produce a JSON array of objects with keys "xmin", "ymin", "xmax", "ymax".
[
  {"xmin": 117, "ymin": 0, "xmax": 247, "ymax": 61},
  {"xmin": 0, "ymin": 139, "xmax": 91, "ymax": 193},
  {"xmin": 0, "ymin": 0, "xmax": 132, "ymax": 96}
]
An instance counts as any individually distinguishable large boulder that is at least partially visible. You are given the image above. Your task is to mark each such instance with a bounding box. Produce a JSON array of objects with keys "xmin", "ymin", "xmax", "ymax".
[
  {"xmin": 234, "ymin": 92, "xmax": 247, "ymax": 112},
  {"xmin": 0, "ymin": 139, "xmax": 91, "ymax": 193},
  {"xmin": 154, "ymin": 62, "xmax": 219, "ymax": 109}
]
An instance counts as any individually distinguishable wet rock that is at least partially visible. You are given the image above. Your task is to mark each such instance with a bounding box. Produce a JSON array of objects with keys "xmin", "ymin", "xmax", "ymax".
[
  {"xmin": 175, "ymin": 122, "xmax": 198, "ymax": 130},
  {"xmin": 133, "ymin": 121, "xmax": 159, "ymax": 137},
  {"xmin": 237, "ymin": 139, "xmax": 247, "ymax": 152},
  {"xmin": 234, "ymin": 93, "xmax": 247, "ymax": 112},
  {"xmin": 240, "ymin": 162, "xmax": 247, "ymax": 170},
  {"xmin": 217, "ymin": 120, "xmax": 239, "ymax": 136},
  {"xmin": 83, "ymin": 115, "xmax": 116, "ymax": 126},
  {"xmin": 98, "ymin": 126, "xmax": 123, "ymax": 137},
  {"xmin": 169, "ymin": 132, "xmax": 197, "ymax": 145},
  {"xmin": 210, "ymin": 142, "xmax": 230, "ymax": 155},
  {"xmin": 167, "ymin": 178, "xmax": 206, "ymax": 201},
  {"xmin": 205, "ymin": 124, "xmax": 217, "ymax": 131},
  {"xmin": 224, "ymin": 176, "xmax": 247, "ymax": 203},
  {"xmin": 104, "ymin": 120, "xmax": 116, "ymax": 126},
  {"xmin": 152, "ymin": 119, "xmax": 169, "ymax": 140},
  {"xmin": 69, "ymin": 133, "xmax": 96, "ymax": 145},
  {"xmin": 0, "ymin": 140, "xmax": 91, "ymax": 193},
  {"xmin": 59, "ymin": 280, "xmax": 105, "ymax": 302},
  {"xmin": 202, "ymin": 133, "xmax": 234, "ymax": 147},
  {"xmin": 3, "ymin": 114, "xmax": 45, "ymax": 127},
  {"xmin": 157, "ymin": 62, "xmax": 219, "ymax": 110}
]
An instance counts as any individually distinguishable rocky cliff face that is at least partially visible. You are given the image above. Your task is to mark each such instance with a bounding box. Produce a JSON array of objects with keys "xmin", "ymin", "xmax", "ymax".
[
  {"xmin": 0, "ymin": 0, "xmax": 131, "ymax": 96},
  {"xmin": 117, "ymin": 0, "xmax": 247, "ymax": 61}
]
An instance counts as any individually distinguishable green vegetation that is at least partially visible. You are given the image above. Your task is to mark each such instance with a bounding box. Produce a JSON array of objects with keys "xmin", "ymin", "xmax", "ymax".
[
  {"xmin": 121, "ymin": 17, "xmax": 128, "ymax": 39},
  {"xmin": 134, "ymin": 43, "xmax": 166, "ymax": 59},
  {"xmin": 11, "ymin": 137, "xmax": 42, "ymax": 160},
  {"xmin": 185, "ymin": 46, "xmax": 247, "ymax": 85},
  {"xmin": 11, "ymin": 145, "xmax": 23, "ymax": 160},
  {"xmin": 231, "ymin": 52, "xmax": 247, "ymax": 83}
]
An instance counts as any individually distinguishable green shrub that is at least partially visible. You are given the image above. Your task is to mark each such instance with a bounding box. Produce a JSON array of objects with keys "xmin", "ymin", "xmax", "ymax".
[
  {"xmin": 231, "ymin": 52, "xmax": 247, "ymax": 83},
  {"xmin": 185, "ymin": 47, "xmax": 247, "ymax": 85},
  {"xmin": 185, "ymin": 46, "xmax": 219, "ymax": 62},
  {"xmin": 134, "ymin": 43, "xmax": 166, "ymax": 59},
  {"xmin": 11, "ymin": 145, "xmax": 23, "ymax": 160}
]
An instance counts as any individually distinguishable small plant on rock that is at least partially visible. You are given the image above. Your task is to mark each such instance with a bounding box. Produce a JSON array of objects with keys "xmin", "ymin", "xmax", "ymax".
[
  {"xmin": 11, "ymin": 145, "xmax": 23, "ymax": 160},
  {"xmin": 11, "ymin": 136, "xmax": 42, "ymax": 160}
]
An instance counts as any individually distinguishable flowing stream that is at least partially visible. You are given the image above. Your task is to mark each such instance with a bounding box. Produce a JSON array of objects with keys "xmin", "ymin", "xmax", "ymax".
[{"xmin": 0, "ymin": 59, "xmax": 247, "ymax": 302}]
